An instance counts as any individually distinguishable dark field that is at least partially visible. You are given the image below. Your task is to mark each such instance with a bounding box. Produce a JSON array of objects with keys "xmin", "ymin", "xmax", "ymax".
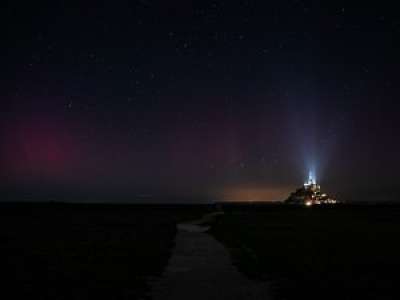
[
  {"xmin": 3, "ymin": 203, "xmax": 400, "ymax": 300},
  {"xmin": 211, "ymin": 204, "xmax": 400, "ymax": 300},
  {"xmin": 0, "ymin": 203, "xmax": 210, "ymax": 300}
]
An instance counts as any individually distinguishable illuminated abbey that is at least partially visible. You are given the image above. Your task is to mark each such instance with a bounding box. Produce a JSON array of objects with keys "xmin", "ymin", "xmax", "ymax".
[{"xmin": 285, "ymin": 171, "xmax": 338, "ymax": 206}]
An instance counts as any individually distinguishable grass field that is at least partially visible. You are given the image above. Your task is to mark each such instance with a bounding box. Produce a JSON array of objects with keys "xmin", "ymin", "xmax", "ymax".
[
  {"xmin": 4, "ymin": 203, "xmax": 399, "ymax": 299},
  {"xmin": 211, "ymin": 204, "xmax": 400, "ymax": 300},
  {"xmin": 0, "ymin": 203, "xmax": 210, "ymax": 300}
]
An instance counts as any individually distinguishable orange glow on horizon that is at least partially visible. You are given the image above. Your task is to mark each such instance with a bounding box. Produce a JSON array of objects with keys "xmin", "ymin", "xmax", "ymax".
[{"xmin": 219, "ymin": 185, "xmax": 292, "ymax": 202}]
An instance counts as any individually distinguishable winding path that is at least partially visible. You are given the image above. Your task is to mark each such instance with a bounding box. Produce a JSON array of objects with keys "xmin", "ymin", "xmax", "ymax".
[{"xmin": 150, "ymin": 213, "xmax": 271, "ymax": 300}]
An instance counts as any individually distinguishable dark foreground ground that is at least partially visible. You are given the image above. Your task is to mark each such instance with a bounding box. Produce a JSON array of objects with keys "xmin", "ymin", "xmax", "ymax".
[
  {"xmin": 0, "ymin": 203, "xmax": 211, "ymax": 300},
  {"xmin": 2, "ymin": 203, "xmax": 400, "ymax": 300},
  {"xmin": 211, "ymin": 204, "xmax": 400, "ymax": 300}
]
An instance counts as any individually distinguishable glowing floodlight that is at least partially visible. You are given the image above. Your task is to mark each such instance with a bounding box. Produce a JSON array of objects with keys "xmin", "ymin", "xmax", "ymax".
[
  {"xmin": 304, "ymin": 170, "xmax": 316, "ymax": 186},
  {"xmin": 285, "ymin": 169, "xmax": 340, "ymax": 206}
]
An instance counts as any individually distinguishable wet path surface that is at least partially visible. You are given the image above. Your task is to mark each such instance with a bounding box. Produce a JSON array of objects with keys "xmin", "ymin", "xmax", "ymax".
[{"xmin": 150, "ymin": 213, "xmax": 271, "ymax": 300}]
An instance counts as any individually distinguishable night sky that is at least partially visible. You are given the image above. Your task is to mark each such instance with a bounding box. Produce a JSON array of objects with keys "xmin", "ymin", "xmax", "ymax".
[{"xmin": 2, "ymin": 1, "xmax": 400, "ymax": 202}]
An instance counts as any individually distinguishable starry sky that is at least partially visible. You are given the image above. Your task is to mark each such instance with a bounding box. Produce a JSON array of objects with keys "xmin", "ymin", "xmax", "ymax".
[{"xmin": 2, "ymin": 1, "xmax": 400, "ymax": 202}]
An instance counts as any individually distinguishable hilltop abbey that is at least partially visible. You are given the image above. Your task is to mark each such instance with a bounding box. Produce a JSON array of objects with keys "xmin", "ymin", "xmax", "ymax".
[{"xmin": 285, "ymin": 172, "xmax": 338, "ymax": 206}]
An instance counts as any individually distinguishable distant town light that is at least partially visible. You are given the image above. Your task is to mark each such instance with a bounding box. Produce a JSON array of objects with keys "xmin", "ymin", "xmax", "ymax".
[{"xmin": 285, "ymin": 170, "xmax": 340, "ymax": 206}]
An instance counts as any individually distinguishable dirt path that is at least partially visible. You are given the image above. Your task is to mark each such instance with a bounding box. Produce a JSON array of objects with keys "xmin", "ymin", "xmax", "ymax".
[{"xmin": 150, "ymin": 213, "xmax": 271, "ymax": 300}]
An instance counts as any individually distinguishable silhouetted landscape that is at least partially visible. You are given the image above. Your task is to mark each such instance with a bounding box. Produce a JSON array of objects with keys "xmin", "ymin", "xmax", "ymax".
[
  {"xmin": 1, "ymin": 202, "xmax": 400, "ymax": 299},
  {"xmin": 212, "ymin": 204, "xmax": 400, "ymax": 300},
  {"xmin": 0, "ymin": 203, "xmax": 210, "ymax": 299}
]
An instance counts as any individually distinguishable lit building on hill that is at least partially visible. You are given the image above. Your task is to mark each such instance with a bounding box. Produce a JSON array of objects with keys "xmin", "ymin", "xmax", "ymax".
[{"xmin": 285, "ymin": 171, "xmax": 338, "ymax": 206}]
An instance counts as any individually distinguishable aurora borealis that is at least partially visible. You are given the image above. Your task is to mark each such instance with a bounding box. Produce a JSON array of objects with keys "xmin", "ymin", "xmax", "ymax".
[{"xmin": 2, "ymin": 1, "xmax": 400, "ymax": 202}]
